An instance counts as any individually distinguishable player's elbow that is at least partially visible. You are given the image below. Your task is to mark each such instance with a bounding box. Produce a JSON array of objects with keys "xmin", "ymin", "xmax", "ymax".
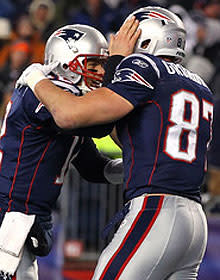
[{"xmin": 52, "ymin": 108, "xmax": 77, "ymax": 130}]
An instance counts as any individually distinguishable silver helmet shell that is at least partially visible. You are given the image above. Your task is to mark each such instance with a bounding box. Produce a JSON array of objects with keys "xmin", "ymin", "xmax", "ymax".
[
  {"xmin": 126, "ymin": 6, "xmax": 186, "ymax": 63},
  {"xmin": 44, "ymin": 24, "xmax": 108, "ymax": 85}
]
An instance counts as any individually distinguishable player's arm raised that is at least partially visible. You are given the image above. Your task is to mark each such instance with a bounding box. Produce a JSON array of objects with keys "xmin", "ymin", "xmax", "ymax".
[
  {"xmin": 35, "ymin": 81, "xmax": 132, "ymax": 129},
  {"xmin": 17, "ymin": 17, "xmax": 140, "ymax": 129}
]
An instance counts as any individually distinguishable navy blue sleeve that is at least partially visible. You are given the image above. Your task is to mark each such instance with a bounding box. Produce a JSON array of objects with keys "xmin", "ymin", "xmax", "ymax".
[
  {"xmin": 107, "ymin": 53, "xmax": 160, "ymax": 107},
  {"xmin": 21, "ymin": 86, "xmax": 55, "ymax": 125},
  {"xmin": 21, "ymin": 76, "xmax": 81, "ymax": 128},
  {"xmin": 72, "ymin": 137, "xmax": 109, "ymax": 183},
  {"xmin": 68, "ymin": 123, "xmax": 114, "ymax": 138}
]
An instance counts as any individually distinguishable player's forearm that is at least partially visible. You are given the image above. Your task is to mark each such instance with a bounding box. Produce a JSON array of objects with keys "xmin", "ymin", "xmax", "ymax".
[
  {"xmin": 34, "ymin": 79, "xmax": 133, "ymax": 130},
  {"xmin": 34, "ymin": 80, "xmax": 106, "ymax": 129}
]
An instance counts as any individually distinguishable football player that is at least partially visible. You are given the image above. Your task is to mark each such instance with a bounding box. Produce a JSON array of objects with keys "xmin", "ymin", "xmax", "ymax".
[
  {"xmin": 17, "ymin": 6, "xmax": 213, "ymax": 279},
  {"xmin": 0, "ymin": 21, "xmax": 139, "ymax": 280}
]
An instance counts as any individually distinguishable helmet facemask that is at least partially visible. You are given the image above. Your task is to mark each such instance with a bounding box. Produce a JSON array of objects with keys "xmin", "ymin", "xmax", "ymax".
[{"xmin": 68, "ymin": 54, "xmax": 108, "ymax": 94}]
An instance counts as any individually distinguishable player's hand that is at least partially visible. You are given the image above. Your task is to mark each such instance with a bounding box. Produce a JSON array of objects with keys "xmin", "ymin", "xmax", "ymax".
[
  {"xmin": 16, "ymin": 61, "xmax": 59, "ymax": 92},
  {"xmin": 108, "ymin": 16, "xmax": 141, "ymax": 57}
]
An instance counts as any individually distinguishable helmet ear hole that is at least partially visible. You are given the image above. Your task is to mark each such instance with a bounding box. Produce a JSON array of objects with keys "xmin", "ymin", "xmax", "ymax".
[
  {"xmin": 141, "ymin": 39, "xmax": 151, "ymax": 49},
  {"xmin": 63, "ymin": 63, "xmax": 68, "ymax": 70}
]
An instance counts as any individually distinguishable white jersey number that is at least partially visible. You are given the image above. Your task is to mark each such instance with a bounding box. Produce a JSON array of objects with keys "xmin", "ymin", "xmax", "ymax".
[
  {"xmin": 0, "ymin": 101, "xmax": 12, "ymax": 168},
  {"xmin": 0, "ymin": 101, "xmax": 12, "ymax": 138},
  {"xmin": 164, "ymin": 90, "xmax": 213, "ymax": 163}
]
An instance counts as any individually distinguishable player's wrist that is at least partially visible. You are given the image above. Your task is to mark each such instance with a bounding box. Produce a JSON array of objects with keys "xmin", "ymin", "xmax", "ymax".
[
  {"xmin": 27, "ymin": 70, "xmax": 48, "ymax": 92},
  {"xmin": 102, "ymin": 55, "xmax": 124, "ymax": 86}
]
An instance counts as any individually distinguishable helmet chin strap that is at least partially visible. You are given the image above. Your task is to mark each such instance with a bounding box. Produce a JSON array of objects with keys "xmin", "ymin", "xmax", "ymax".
[
  {"xmin": 77, "ymin": 76, "xmax": 102, "ymax": 95},
  {"xmin": 77, "ymin": 79, "xmax": 91, "ymax": 95},
  {"xmin": 54, "ymin": 65, "xmax": 82, "ymax": 85}
]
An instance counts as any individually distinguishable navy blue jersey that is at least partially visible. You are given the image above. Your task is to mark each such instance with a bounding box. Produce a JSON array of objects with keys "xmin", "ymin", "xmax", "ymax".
[
  {"xmin": 0, "ymin": 76, "xmax": 111, "ymax": 216},
  {"xmin": 107, "ymin": 53, "xmax": 213, "ymax": 203},
  {"xmin": 208, "ymin": 98, "xmax": 220, "ymax": 168}
]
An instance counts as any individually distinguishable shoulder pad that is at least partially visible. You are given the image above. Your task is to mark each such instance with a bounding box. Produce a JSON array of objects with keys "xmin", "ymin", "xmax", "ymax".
[
  {"xmin": 49, "ymin": 76, "xmax": 81, "ymax": 96},
  {"xmin": 117, "ymin": 53, "xmax": 160, "ymax": 78}
]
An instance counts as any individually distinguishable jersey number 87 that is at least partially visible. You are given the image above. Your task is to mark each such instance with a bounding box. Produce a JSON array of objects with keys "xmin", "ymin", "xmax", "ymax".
[{"xmin": 164, "ymin": 89, "xmax": 213, "ymax": 163}]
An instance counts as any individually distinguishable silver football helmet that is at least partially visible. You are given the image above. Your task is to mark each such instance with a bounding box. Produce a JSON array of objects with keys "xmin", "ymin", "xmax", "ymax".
[
  {"xmin": 125, "ymin": 6, "xmax": 186, "ymax": 63},
  {"xmin": 44, "ymin": 24, "xmax": 108, "ymax": 92}
]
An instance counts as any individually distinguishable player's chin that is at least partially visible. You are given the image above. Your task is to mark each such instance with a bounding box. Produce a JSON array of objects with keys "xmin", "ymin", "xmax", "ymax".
[{"xmin": 89, "ymin": 80, "xmax": 102, "ymax": 88}]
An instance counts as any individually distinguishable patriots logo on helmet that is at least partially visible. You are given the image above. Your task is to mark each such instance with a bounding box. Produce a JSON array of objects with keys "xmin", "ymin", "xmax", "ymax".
[
  {"xmin": 134, "ymin": 11, "xmax": 171, "ymax": 22},
  {"xmin": 113, "ymin": 68, "xmax": 154, "ymax": 89},
  {"xmin": 55, "ymin": 29, "xmax": 85, "ymax": 42}
]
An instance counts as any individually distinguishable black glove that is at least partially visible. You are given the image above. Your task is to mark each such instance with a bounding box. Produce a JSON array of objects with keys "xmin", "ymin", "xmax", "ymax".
[{"xmin": 26, "ymin": 215, "xmax": 53, "ymax": 257}]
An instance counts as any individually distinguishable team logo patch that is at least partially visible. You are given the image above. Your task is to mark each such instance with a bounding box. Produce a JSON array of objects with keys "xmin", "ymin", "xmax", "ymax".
[{"xmin": 113, "ymin": 68, "xmax": 154, "ymax": 89}]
